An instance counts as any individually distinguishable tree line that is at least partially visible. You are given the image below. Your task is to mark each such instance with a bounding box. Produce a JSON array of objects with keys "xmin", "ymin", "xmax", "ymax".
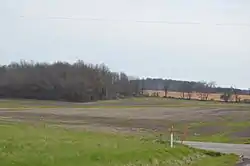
[
  {"xmin": 0, "ymin": 61, "xmax": 138, "ymax": 102},
  {"xmin": 136, "ymin": 78, "xmax": 249, "ymax": 102},
  {"xmin": 0, "ymin": 61, "xmax": 249, "ymax": 103}
]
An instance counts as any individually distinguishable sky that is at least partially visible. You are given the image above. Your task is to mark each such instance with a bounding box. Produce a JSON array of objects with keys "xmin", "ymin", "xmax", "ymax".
[{"xmin": 0, "ymin": 0, "xmax": 250, "ymax": 89}]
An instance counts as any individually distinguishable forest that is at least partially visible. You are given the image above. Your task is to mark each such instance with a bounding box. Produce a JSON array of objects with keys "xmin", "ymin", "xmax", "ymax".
[{"xmin": 0, "ymin": 60, "xmax": 248, "ymax": 102}]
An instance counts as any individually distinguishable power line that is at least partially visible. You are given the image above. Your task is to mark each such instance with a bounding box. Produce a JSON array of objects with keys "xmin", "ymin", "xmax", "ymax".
[{"xmin": 19, "ymin": 16, "xmax": 250, "ymax": 27}]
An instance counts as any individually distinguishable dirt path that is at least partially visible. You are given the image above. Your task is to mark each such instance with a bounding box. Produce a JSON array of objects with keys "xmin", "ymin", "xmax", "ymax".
[{"xmin": 182, "ymin": 141, "xmax": 250, "ymax": 165}]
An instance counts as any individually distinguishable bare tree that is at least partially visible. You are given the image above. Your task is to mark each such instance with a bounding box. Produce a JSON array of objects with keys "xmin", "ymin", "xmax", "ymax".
[
  {"xmin": 231, "ymin": 85, "xmax": 241, "ymax": 103},
  {"xmin": 186, "ymin": 82, "xmax": 194, "ymax": 100},
  {"xmin": 129, "ymin": 79, "xmax": 140, "ymax": 96},
  {"xmin": 179, "ymin": 81, "xmax": 193, "ymax": 100},
  {"xmin": 140, "ymin": 79, "xmax": 145, "ymax": 95},
  {"xmin": 179, "ymin": 82, "xmax": 186, "ymax": 99},
  {"xmin": 195, "ymin": 81, "xmax": 216, "ymax": 101},
  {"xmin": 205, "ymin": 81, "xmax": 216, "ymax": 100},
  {"xmin": 220, "ymin": 91, "xmax": 232, "ymax": 102},
  {"xmin": 164, "ymin": 81, "xmax": 170, "ymax": 98},
  {"xmin": 195, "ymin": 82, "xmax": 207, "ymax": 100}
]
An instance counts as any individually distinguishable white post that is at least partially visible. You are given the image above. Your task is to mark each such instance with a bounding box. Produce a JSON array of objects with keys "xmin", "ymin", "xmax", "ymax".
[{"xmin": 170, "ymin": 125, "xmax": 174, "ymax": 148}]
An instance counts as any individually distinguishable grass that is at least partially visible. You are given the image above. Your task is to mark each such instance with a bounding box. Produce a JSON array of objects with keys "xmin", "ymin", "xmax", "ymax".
[
  {"xmin": 183, "ymin": 121, "xmax": 250, "ymax": 144},
  {"xmin": 1, "ymin": 97, "xmax": 250, "ymax": 109},
  {"xmin": 91, "ymin": 97, "xmax": 250, "ymax": 108},
  {"xmin": 0, "ymin": 99, "xmax": 60, "ymax": 109},
  {"xmin": 190, "ymin": 154, "xmax": 238, "ymax": 166},
  {"xmin": 0, "ymin": 123, "xmax": 238, "ymax": 166}
]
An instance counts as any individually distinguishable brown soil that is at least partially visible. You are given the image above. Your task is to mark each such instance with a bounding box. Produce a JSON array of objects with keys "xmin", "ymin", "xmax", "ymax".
[
  {"xmin": 190, "ymin": 125, "xmax": 227, "ymax": 136},
  {"xmin": 0, "ymin": 107, "xmax": 249, "ymax": 134},
  {"xmin": 231, "ymin": 128, "xmax": 250, "ymax": 138}
]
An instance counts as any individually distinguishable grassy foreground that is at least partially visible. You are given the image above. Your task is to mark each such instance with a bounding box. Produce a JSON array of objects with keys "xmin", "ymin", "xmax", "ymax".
[{"xmin": 0, "ymin": 123, "xmax": 238, "ymax": 166}]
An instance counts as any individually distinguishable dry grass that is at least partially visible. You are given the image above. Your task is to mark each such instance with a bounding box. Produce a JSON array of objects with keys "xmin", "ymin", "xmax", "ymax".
[{"xmin": 144, "ymin": 90, "xmax": 250, "ymax": 101}]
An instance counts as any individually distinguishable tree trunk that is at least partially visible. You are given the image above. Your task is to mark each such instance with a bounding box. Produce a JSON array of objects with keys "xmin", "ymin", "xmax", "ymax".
[{"xmin": 164, "ymin": 90, "xmax": 168, "ymax": 97}]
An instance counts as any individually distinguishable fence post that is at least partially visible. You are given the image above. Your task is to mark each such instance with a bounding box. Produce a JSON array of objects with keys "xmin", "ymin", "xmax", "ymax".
[{"xmin": 170, "ymin": 125, "xmax": 174, "ymax": 148}]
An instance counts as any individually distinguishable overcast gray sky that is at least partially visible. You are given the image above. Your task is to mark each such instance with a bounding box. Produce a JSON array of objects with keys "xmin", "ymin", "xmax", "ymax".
[{"xmin": 1, "ymin": 0, "xmax": 250, "ymax": 89}]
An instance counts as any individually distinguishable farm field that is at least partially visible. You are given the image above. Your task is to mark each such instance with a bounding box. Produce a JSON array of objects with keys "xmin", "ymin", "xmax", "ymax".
[
  {"xmin": 0, "ymin": 98, "xmax": 249, "ymax": 165},
  {"xmin": 0, "ymin": 98, "xmax": 250, "ymax": 143}
]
